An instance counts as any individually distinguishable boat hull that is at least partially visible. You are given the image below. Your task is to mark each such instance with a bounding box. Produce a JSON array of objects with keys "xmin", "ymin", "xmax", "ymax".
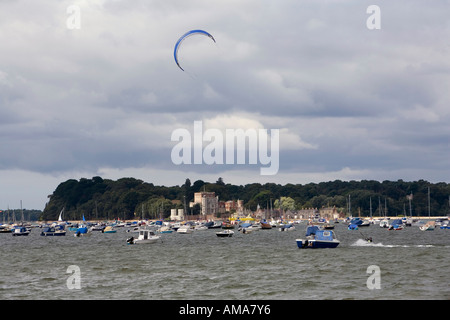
[
  {"xmin": 296, "ymin": 239, "xmax": 340, "ymax": 249},
  {"xmin": 41, "ymin": 232, "xmax": 66, "ymax": 236}
]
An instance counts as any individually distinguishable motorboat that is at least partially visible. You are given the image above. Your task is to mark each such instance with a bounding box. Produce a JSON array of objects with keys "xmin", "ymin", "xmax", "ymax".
[
  {"xmin": 221, "ymin": 222, "xmax": 235, "ymax": 229},
  {"xmin": 216, "ymin": 230, "xmax": 234, "ymax": 237},
  {"xmin": 388, "ymin": 219, "xmax": 404, "ymax": 230},
  {"xmin": 11, "ymin": 226, "xmax": 30, "ymax": 236},
  {"xmin": 102, "ymin": 226, "xmax": 116, "ymax": 233},
  {"xmin": 159, "ymin": 226, "xmax": 173, "ymax": 233},
  {"xmin": 40, "ymin": 225, "xmax": 66, "ymax": 236},
  {"xmin": 0, "ymin": 225, "xmax": 12, "ymax": 233},
  {"xmin": 239, "ymin": 227, "xmax": 253, "ymax": 234},
  {"xmin": 260, "ymin": 221, "xmax": 272, "ymax": 229},
  {"xmin": 419, "ymin": 221, "xmax": 435, "ymax": 231},
  {"xmin": 177, "ymin": 225, "xmax": 193, "ymax": 234},
  {"xmin": 209, "ymin": 220, "xmax": 223, "ymax": 228},
  {"xmin": 296, "ymin": 226, "xmax": 340, "ymax": 249},
  {"xmin": 279, "ymin": 223, "xmax": 295, "ymax": 231},
  {"xmin": 348, "ymin": 224, "xmax": 359, "ymax": 230},
  {"xmin": 194, "ymin": 224, "xmax": 208, "ymax": 231},
  {"xmin": 90, "ymin": 224, "xmax": 105, "ymax": 231},
  {"xmin": 127, "ymin": 229, "xmax": 160, "ymax": 244},
  {"xmin": 379, "ymin": 219, "xmax": 389, "ymax": 228},
  {"xmin": 359, "ymin": 220, "xmax": 371, "ymax": 227},
  {"xmin": 440, "ymin": 220, "xmax": 449, "ymax": 229}
]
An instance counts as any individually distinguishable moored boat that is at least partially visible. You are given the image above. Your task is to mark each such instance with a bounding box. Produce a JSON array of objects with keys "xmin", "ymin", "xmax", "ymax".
[
  {"xmin": 127, "ymin": 228, "xmax": 160, "ymax": 244},
  {"xmin": 419, "ymin": 221, "xmax": 435, "ymax": 231},
  {"xmin": 11, "ymin": 226, "xmax": 30, "ymax": 236},
  {"xmin": 216, "ymin": 229, "xmax": 234, "ymax": 237},
  {"xmin": 296, "ymin": 226, "xmax": 340, "ymax": 249},
  {"xmin": 388, "ymin": 219, "xmax": 404, "ymax": 230},
  {"xmin": 40, "ymin": 225, "xmax": 66, "ymax": 236},
  {"xmin": 177, "ymin": 225, "xmax": 193, "ymax": 234},
  {"xmin": 102, "ymin": 226, "xmax": 116, "ymax": 233}
]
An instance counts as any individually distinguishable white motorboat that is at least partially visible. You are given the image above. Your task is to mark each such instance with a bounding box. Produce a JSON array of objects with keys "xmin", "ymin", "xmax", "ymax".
[
  {"xmin": 216, "ymin": 230, "xmax": 234, "ymax": 237},
  {"xmin": 11, "ymin": 226, "xmax": 30, "ymax": 236},
  {"xmin": 177, "ymin": 225, "xmax": 193, "ymax": 234},
  {"xmin": 127, "ymin": 229, "xmax": 160, "ymax": 244},
  {"xmin": 419, "ymin": 221, "xmax": 435, "ymax": 231}
]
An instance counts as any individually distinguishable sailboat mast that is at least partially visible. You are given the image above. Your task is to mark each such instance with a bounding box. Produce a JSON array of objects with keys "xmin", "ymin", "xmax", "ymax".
[{"xmin": 428, "ymin": 187, "xmax": 431, "ymax": 217}]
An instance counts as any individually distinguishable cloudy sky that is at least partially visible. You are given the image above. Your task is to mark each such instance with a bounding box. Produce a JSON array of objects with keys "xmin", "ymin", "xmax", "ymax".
[{"xmin": 1, "ymin": 0, "xmax": 450, "ymax": 210}]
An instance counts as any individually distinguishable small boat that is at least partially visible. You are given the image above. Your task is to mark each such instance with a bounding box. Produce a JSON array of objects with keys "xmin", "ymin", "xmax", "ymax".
[
  {"xmin": 440, "ymin": 220, "xmax": 449, "ymax": 229},
  {"xmin": 40, "ymin": 225, "xmax": 66, "ymax": 236},
  {"xmin": 177, "ymin": 225, "xmax": 193, "ymax": 234},
  {"xmin": 388, "ymin": 219, "xmax": 404, "ymax": 230},
  {"xmin": 102, "ymin": 226, "xmax": 116, "ymax": 233},
  {"xmin": 11, "ymin": 226, "xmax": 30, "ymax": 236},
  {"xmin": 210, "ymin": 221, "xmax": 223, "ymax": 229},
  {"xmin": 239, "ymin": 227, "xmax": 253, "ymax": 234},
  {"xmin": 159, "ymin": 226, "xmax": 173, "ymax": 233},
  {"xmin": 260, "ymin": 221, "xmax": 272, "ymax": 229},
  {"xmin": 221, "ymin": 222, "xmax": 235, "ymax": 229},
  {"xmin": 419, "ymin": 221, "xmax": 435, "ymax": 231},
  {"xmin": 127, "ymin": 229, "xmax": 160, "ymax": 244},
  {"xmin": 323, "ymin": 223, "xmax": 335, "ymax": 230},
  {"xmin": 379, "ymin": 219, "xmax": 389, "ymax": 228},
  {"xmin": 296, "ymin": 226, "xmax": 340, "ymax": 249},
  {"xmin": 0, "ymin": 225, "xmax": 12, "ymax": 233},
  {"xmin": 90, "ymin": 224, "xmax": 105, "ymax": 231},
  {"xmin": 216, "ymin": 230, "xmax": 234, "ymax": 237},
  {"xmin": 348, "ymin": 224, "xmax": 359, "ymax": 230},
  {"xmin": 279, "ymin": 223, "xmax": 295, "ymax": 231},
  {"xmin": 194, "ymin": 224, "xmax": 208, "ymax": 231},
  {"xmin": 359, "ymin": 220, "xmax": 371, "ymax": 227}
]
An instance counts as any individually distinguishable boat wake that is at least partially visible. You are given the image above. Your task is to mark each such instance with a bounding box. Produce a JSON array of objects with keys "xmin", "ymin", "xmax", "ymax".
[
  {"xmin": 351, "ymin": 239, "xmax": 435, "ymax": 248},
  {"xmin": 352, "ymin": 239, "xmax": 385, "ymax": 247}
]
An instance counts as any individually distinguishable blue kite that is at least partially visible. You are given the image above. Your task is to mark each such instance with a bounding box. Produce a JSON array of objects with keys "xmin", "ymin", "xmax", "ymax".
[{"xmin": 174, "ymin": 29, "xmax": 216, "ymax": 71}]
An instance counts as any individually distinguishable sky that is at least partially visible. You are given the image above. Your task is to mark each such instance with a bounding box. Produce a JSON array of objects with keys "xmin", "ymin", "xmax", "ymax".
[{"xmin": 1, "ymin": 0, "xmax": 450, "ymax": 210}]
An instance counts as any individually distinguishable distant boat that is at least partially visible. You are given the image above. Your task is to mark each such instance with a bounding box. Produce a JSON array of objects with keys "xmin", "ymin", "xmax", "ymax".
[
  {"xmin": 439, "ymin": 220, "xmax": 449, "ymax": 229},
  {"xmin": 388, "ymin": 219, "xmax": 404, "ymax": 230},
  {"xmin": 11, "ymin": 226, "xmax": 30, "ymax": 236},
  {"xmin": 296, "ymin": 226, "xmax": 340, "ymax": 249},
  {"xmin": 419, "ymin": 221, "xmax": 435, "ymax": 231},
  {"xmin": 0, "ymin": 225, "xmax": 12, "ymax": 233},
  {"xmin": 102, "ymin": 226, "xmax": 116, "ymax": 233},
  {"xmin": 279, "ymin": 223, "xmax": 295, "ymax": 231},
  {"xmin": 216, "ymin": 230, "xmax": 234, "ymax": 237},
  {"xmin": 221, "ymin": 222, "xmax": 235, "ymax": 229},
  {"xmin": 40, "ymin": 225, "xmax": 66, "ymax": 236},
  {"xmin": 159, "ymin": 226, "xmax": 173, "ymax": 233},
  {"xmin": 379, "ymin": 219, "xmax": 389, "ymax": 228},
  {"xmin": 260, "ymin": 220, "xmax": 272, "ymax": 229},
  {"xmin": 127, "ymin": 228, "xmax": 160, "ymax": 244},
  {"xmin": 177, "ymin": 225, "xmax": 193, "ymax": 234},
  {"xmin": 348, "ymin": 224, "xmax": 359, "ymax": 230}
]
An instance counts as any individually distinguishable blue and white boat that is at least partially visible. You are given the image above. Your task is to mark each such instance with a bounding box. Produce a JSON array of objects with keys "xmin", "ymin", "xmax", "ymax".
[
  {"xmin": 11, "ymin": 226, "xmax": 30, "ymax": 236},
  {"xmin": 388, "ymin": 219, "xmax": 404, "ymax": 230},
  {"xmin": 41, "ymin": 225, "xmax": 66, "ymax": 236},
  {"xmin": 348, "ymin": 224, "xmax": 359, "ymax": 230},
  {"xmin": 296, "ymin": 226, "xmax": 340, "ymax": 249},
  {"xmin": 440, "ymin": 220, "xmax": 449, "ymax": 229}
]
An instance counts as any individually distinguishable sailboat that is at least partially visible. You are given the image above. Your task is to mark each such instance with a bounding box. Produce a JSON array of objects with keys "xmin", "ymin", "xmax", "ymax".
[{"xmin": 420, "ymin": 187, "xmax": 435, "ymax": 231}]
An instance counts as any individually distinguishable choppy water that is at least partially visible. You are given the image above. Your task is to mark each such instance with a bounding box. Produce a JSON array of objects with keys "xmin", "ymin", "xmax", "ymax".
[{"xmin": 1, "ymin": 223, "xmax": 449, "ymax": 300}]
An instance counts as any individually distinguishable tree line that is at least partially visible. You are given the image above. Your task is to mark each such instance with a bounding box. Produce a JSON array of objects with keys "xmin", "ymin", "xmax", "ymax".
[{"xmin": 40, "ymin": 177, "xmax": 450, "ymax": 221}]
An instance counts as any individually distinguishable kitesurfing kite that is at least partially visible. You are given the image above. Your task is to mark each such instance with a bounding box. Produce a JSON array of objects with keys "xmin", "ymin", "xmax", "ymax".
[{"xmin": 174, "ymin": 29, "xmax": 216, "ymax": 71}]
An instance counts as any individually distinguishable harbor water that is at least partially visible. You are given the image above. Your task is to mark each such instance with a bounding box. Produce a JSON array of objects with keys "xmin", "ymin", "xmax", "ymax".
[{"xmin": 1, "ymin": 223, "xmax": 449, "ymax": 300}]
